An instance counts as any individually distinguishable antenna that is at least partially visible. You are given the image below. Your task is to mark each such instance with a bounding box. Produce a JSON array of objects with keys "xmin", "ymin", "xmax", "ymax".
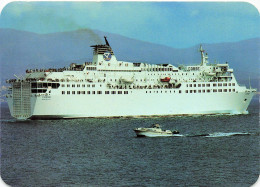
[
  {"xmin": 249, "ymin": 76, "xmax": 252, "ymax": 89},
  {"xmin": 199, "ymin": 44, "xmax": 205, "ymax": 66},
  {"xmin": 104, "ymin": 36, "xmax": 110, "ymax": 46},
  {"xmin": 14, "ymin": 74, "xmax": 21, "ymax": 79}
]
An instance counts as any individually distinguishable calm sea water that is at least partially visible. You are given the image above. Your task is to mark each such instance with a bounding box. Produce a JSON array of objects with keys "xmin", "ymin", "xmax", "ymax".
[{"xmin": 1, "ymin": 99, "xmax": 259, "ymax": 187}]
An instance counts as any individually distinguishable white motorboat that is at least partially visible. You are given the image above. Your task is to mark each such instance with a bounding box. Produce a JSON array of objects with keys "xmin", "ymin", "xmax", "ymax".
[{"xmin": 134, "ymin": 124, "xmax": 179, "ymax": 137}]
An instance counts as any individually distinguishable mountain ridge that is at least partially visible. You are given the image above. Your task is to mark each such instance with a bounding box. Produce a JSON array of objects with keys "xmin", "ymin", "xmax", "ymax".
[
  {"xmin": 2, "ymin": 27, "xmax": 259, "ymax": 49},
  {"xmin": 0, "ymin": 28, "xmax": 259, "ymax": 82}
]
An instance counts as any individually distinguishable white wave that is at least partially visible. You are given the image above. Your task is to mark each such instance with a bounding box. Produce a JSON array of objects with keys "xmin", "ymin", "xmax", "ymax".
[
  {"xmin": 205, "ymin": 132, "xmax": 250, "ymax": 137},
  {"xmin": 172, "ymin": 134, "xmax": 185, "ymax": 137}
]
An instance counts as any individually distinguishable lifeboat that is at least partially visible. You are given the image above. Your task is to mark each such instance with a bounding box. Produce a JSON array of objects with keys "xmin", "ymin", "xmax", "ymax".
[
  {"xmin": 175, "ymin": 83, "xmax": 181, "ymax": 88},
  {"xmin": 205, "ymin": 72, "xmax": 216, "ymax": 76},
  {"xmin": 160, "ymin": 77, "xmax": 171, "ymax": 82},
  {"xmin": 120, "ymin": 77, "xmax": 134, "ymax": 83}
]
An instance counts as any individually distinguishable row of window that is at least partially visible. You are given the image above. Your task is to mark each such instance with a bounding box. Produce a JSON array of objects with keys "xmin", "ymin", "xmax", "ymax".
[
  {"xmin": 148, "ymin": 72, "xmax": 199, "ymax": 76},
  {"xmin": 86, "ymin": 67, "xmax": 97, "ymax": 70},
  {"xmin": 61, "ymin": 82, "xmax": 236, "ymax": 89},
  {"xmin": 61, "ymin": 91, "xmax": 129, "ymax": 95},
  {"xmin": 185, "ymin": 89, "xmax": 235, "ymax": 93},
  {"xmin": 62, "ymin": 84, "xmax": 97, "ymax": 88},
  {"xmin": 187, "ymin": 83, "xmax": 235, "ymax": 88},
  {"xmin": 61, "ymin": 89, "xmax": 236, "ymax": 95},
  {"xmin": 146, "ymin": 68, "xmax": 173, "ymax": 72},
  {"xmin": 32, "ymin": 83, "xmax": 60, "ymax": 89},
  {"xmin": 99, "ymin": 70, "xmax": 141, "ymax": 72},
  {"xmin": 146, "ymin": 90, "xmax": 182, "ymax": 94},
  {"xmin": 144, "ymin": 89, "xmax": 236, "ymax": 94}
]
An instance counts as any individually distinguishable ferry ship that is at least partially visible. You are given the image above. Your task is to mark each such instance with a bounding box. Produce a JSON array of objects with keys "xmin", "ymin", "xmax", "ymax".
[{"xmin": 6, "ymin": 37, "xmax": 256, "ymax": 119}]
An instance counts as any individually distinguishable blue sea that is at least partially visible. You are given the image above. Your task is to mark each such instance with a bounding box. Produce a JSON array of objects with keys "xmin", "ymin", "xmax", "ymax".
[{"xmin": 0, "ymin": 99, "xmax": 259, "ymax": 187}]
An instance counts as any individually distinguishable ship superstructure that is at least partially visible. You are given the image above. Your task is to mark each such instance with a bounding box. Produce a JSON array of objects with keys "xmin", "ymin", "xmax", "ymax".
[{"xmin": 6, "ymin": 37, "xmax": 256, "ymax": 119}]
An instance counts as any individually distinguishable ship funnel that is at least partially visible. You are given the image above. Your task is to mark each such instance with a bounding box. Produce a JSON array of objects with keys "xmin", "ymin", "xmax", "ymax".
[{"xmin": 90, "ymin": 36, "xmax": 117, "ymax": 64}]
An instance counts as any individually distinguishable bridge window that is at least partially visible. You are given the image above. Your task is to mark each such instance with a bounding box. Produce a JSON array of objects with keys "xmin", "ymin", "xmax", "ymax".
[
  {"xmin": 31, "ymin": 83, "xmax": 37, "ymax": 88},
  {"xmin": 37, "ymin": 83, "xmax": 43, "ymax": 88},
  {"xmin": 32, "ymin": 82, "xmax": 60, "ymax": 89},
  {"xmin": 52, "ymin": 83, "xmax": 60, "ymax": 89}
]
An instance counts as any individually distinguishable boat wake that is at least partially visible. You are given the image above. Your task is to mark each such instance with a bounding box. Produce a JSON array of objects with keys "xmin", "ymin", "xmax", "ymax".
[
  {"xmin": 187, "ymin": 132, "xmax": 251, "ymax": 138},
  {"xmin": 136, "ymin": 132, "xmax": 252, "ymax": 138}
]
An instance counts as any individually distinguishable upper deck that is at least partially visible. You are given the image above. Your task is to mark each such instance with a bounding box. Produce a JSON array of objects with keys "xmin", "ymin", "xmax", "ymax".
[{"xmin": 6, "ymin": 36, "xmax": 235, "ymax": 86}]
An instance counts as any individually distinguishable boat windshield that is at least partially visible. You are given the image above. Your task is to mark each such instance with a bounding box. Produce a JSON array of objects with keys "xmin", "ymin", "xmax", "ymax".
[{"xmin": 152, "ymin": 124, "xmax": 161, "ymax": 128}]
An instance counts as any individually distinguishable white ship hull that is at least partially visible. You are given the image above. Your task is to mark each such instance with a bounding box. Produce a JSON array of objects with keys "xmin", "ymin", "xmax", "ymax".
[
  {"xmin": 5, "ymin": 37, "xmax": 257, "ymax": 120},
  {"xmin": 7, "ymin": 88, "xmax": 255, "ymax": 119}
]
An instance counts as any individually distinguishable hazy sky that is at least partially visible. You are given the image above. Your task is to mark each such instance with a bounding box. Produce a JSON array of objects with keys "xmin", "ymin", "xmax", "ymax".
[{"xmin": 0, "ymin": 2, "xmax": 259, "ymax": 48}]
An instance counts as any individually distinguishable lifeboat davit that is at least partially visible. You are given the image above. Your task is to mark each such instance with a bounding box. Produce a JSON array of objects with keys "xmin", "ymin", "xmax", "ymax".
[{"xmin": 160, "ymin": 77, "xmax": 171, "ymax": 82}]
